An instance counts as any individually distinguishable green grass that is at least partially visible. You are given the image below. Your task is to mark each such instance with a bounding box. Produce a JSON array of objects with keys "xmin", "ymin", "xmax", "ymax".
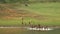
[
  {"xmin": 0, "ymin": 19, "xmax": 21, "ymax": 26},
  {"xmin": 26, "ymin": 3, "xmax": 60, "ymax": 16},
  {"xmin": 18, "ymin": 2, "xmax": 60, "ymax": 26},
  {"xmin": 0, "ymin": 2, "xmax": 60, "ymax": 26}
]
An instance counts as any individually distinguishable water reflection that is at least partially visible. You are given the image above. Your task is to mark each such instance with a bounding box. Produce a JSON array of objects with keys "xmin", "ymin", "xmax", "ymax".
[
  {"xmin": 21, "ymin": 28, "xmax": 60, "ymax": 34},
  {"xmin": 0, "ymin": 27, "xmax": 60, "ymax": 34}
]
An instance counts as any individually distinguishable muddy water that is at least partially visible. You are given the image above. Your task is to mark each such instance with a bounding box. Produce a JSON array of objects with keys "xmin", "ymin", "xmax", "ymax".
[{"xmin": 0, "ymin": 28, "xmax": 60, "ymax": 34}]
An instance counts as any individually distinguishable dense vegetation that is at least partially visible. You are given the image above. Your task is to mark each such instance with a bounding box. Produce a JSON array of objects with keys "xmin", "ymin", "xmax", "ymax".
[
  {"xmin": 0, "ymin": 0, "xmax": 29, "ymax": 3},
  {"xmin": 0, "ymin": 0, "xmax": 60, "ymax": 4}
]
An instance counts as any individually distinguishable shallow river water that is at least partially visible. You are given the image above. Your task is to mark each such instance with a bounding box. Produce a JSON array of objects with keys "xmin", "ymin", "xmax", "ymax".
[
  {"xmin": 0, "ymin": 28, "xmax": 60, "ymax": 34},
  {"xmin": 21, "ymin": 28, "xmax": 60, "ymax": 34}
]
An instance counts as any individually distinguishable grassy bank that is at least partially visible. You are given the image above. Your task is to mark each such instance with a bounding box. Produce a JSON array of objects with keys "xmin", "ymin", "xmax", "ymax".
[{"xmin": 0, "ymin": 2, "xmax": 60, "ymax": 26}]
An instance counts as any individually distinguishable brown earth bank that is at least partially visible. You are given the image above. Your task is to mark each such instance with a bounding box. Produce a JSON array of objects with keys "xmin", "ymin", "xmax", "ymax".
[{"xmin": 0, "ymin": 4, "xmax": 46, "ymax": 20}]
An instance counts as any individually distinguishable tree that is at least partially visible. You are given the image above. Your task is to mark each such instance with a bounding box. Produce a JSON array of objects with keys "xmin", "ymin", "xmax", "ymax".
[{"xmin": 0, "ymin": 0, "xmax": 29, "ymax": 4}]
